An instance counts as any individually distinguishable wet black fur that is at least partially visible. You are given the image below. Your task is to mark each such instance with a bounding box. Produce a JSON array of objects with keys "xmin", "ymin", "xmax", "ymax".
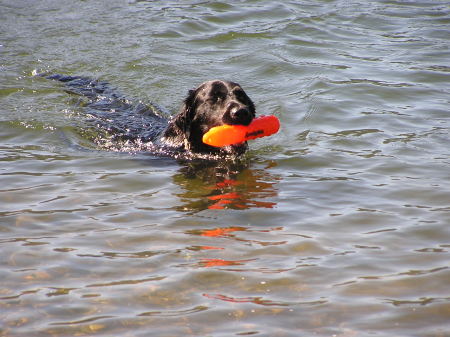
[{"xmin": 47, "ymin": 75, "xmax": 256, "ymax": 157}]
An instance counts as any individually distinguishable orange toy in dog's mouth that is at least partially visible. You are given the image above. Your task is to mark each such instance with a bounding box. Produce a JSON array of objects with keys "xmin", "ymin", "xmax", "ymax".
[{"xmin": 202, "ymin": 115, "xmax": 280, "ymax": 147}]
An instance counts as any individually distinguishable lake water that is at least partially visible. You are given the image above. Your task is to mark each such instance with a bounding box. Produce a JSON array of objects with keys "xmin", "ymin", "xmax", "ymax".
[{"xmin": 1, "ymin": 1, "xmax": 449, "ymax": 336}]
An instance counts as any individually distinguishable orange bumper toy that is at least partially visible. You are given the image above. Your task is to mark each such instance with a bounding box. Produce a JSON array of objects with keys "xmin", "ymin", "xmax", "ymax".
[{"xmin": 202, "ymin": 115, "xmax": 280, "ymax": 147}]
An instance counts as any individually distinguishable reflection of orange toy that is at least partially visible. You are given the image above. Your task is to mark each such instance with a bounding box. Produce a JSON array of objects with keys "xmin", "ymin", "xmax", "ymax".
[
  {"xmin": 200, "ymin": 227, "xmax": 245, "ymax": 237},
  {"xmin": 202, "ymin": 115, "xmax": 280, "ymax": 147},
  {"xmin": 200, "ymin": 259, "xmax": 242, "ymax": 267}
]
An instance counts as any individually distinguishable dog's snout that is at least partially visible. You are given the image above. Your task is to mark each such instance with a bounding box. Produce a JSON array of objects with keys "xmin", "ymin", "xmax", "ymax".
[
  {"xmin": 232, "ymin": 107, "xmax": 250, "ymax": 121},
  {"xmin": 225, "ymin": 106, "xmax": 253, "ymax": 126}
]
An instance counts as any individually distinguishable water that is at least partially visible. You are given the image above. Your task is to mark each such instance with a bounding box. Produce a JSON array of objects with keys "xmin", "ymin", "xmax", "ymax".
[{"xmin": 1, "ymin": 0, "xmax": 449, "ymax": 336}]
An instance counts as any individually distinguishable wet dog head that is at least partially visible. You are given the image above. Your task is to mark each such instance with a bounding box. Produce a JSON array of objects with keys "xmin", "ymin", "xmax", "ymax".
[{"xmin": 164, "ymin": 80, "xmax": 256, "ymax": 156}]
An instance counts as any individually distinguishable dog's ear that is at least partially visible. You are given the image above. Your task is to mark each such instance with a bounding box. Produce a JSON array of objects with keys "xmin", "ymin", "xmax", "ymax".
[
  {"xmin": 162, "ymin": 88, "xmax": 197, "ymax": 149},
  {"xmin": 175, "ymin": 89, "xmax": 197, "ymax": 133}
]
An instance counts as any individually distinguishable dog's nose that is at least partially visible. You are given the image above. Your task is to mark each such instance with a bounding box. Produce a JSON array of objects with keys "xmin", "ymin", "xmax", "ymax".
[{"xmin": 230, "ymin": 107, "xmax": 252, "ymax": 125}]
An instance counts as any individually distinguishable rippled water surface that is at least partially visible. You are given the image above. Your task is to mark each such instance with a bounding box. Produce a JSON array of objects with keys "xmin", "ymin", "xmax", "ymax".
[{"xmin": 1, "ymin": 1, "xmax": 450, "ymax": 336}]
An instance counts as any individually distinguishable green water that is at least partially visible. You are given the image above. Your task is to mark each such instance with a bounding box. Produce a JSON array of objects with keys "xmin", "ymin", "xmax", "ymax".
[{"xmin": 1, "ymin": 1, "xmax": 449, "ymax": 336}]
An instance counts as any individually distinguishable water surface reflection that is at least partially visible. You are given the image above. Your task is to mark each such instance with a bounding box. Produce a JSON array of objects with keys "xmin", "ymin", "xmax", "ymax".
[{"xmin": 173, "ymin": 159, "xmax": 279, "ymax": 212}]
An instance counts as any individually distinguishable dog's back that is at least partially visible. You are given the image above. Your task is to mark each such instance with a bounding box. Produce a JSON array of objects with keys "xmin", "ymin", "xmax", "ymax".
[{"xmin": 47, "ymin": 74, "xmax": 168, "ymax": 145}]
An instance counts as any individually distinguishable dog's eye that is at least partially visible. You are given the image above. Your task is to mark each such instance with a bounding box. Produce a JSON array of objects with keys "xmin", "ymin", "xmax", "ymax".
[{"xmin": 208, "ymin": 95, "xmax": 223, "ymax": 104}]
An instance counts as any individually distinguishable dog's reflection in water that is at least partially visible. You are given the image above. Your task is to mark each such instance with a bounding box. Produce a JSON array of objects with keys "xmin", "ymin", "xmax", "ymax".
[{"xmin": 173, "ymin": 159, "xmax": 278, "ymax": 213}]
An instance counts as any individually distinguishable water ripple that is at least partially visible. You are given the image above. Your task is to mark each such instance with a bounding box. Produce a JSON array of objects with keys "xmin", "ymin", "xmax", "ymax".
[{"xmin": 1, "ymin": 0, "xmax": 450, "ymax": 336}]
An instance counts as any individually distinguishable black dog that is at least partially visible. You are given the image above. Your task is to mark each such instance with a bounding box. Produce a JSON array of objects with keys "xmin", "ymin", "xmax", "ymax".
[{"xmin": 47, "ymin": 75, "xmax": 256, "ymax": 158}]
